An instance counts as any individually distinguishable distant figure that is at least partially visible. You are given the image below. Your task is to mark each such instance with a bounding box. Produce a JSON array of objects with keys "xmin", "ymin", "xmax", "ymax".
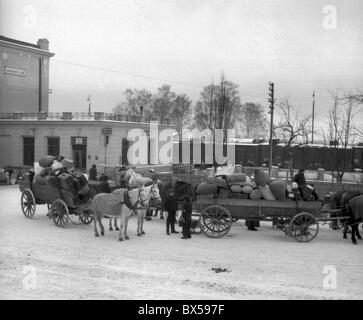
[
  {"xmin": 119, "ymin": 166, "xmax": 128, "ymax": 188},
  {"xmin": 99, "ymin": 174, "xmax": 111, "ymax": 193},
  {"xmin": 164, "ymin": 189, "xmax": 179, "ymax": 235},
  {"xmin": 181, "ymin": 196, "xmax": 192, "ymax": 239},
  {"xmin": 89, "ymin": 164, "xmax": 97, "ymax": 181}
]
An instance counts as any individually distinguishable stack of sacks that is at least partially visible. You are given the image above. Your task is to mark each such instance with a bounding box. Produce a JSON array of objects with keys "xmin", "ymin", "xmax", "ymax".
[
  {"xmin": 259, "ymin": 185, "xmax": 276, "ymax": 200},
  {"xmin": 206, "ymin": 177, "xmax": 227, "ymax": 189},
  {"xmin": 227, "ymin": 173, "xmax": 246, "ymax": 194},
  {"xmin": 226, "ymin": 173, "xmax": 246, "ymax": 186},
  {"xmin": 196, "ymin": 181, "xmax": 218, "ymax": 195},
  {"xmin": 269, "ymin": 179, "xmax": 287, "ymax": 200},
  {"xmin": 230, "ymin": 185, "xmax": 243, "ymax": 193},
  {"xmin": 254, "ymin": 170, "xmax": 271, "ymax": 186}
]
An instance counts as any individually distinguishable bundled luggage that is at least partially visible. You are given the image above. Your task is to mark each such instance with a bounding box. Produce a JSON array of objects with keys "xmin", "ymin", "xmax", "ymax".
[{"xmin": 30, "ymin": 155, "xmax": 90, "ymax": 207}]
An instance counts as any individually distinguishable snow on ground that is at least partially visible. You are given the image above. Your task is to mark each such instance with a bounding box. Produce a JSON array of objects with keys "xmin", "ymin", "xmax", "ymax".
[{"xmin": 0, "ymin": 185, "xmax": 362, "ymax": 300}]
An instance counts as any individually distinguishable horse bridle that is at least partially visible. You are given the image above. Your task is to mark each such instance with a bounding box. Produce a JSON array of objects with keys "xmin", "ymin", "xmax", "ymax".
[
  {"xmin": 150, "ymin": 183, "xmax": 161, "ymax": 201},
  {"xmin": 136, "ymin": 188, "xmax": 149, "ymax": 209}
]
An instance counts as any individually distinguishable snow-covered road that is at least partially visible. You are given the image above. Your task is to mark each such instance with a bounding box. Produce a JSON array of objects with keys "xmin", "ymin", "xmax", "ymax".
[{"xmin": 0, "ymin": 185, "xmax": 362, "ymax": 299}]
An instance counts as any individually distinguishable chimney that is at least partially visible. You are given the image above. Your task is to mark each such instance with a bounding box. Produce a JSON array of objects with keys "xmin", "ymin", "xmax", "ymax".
[{"xmin": 37, "ymin": 38, "xmax": 49, "ymax": 51}]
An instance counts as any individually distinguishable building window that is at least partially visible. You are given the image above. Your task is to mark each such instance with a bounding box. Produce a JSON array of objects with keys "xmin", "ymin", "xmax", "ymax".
[
  {"xmin": 48, "ymin": 137, "xmax": 60, "ymax": 156},
  {"xmin": 23, "ymin": 137, "xmax": 35, "ymax": 166}
]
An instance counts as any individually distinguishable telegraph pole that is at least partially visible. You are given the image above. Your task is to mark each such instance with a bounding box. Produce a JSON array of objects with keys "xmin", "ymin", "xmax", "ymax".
[
  {"xmin": 312, "ymin": 90, "xmax": 315, "ymax": 144},
  {"xmin": 268, "ymin": 82, "xmax": 275, "ymax": 175}
]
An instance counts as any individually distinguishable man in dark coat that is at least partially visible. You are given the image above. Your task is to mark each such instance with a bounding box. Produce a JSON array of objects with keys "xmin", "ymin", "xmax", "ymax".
[
  {"xmin": 99, "ymin": 174, "xmax": 111, "ymax": 193},
  {"xmin": 164, "ymin": 189, "xmax": 179, "ymax": 235},
  {"xmin": 181, "ymin": 196, "xmax": 192, "ymax": 239},
  {"xmin": 89, "ymin": 164, "xmax": 97, "ymax": 181},
  {"xmin": 294, "ymin": 169, "xmax": 307, "ymax": 194},
  {"xmin": 294, "ymin": 169, "xmax": 319, "ymax": 201}
]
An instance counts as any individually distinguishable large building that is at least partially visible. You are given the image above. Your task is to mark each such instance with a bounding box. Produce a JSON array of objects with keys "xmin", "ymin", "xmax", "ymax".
[
  {"xmin": 0, "ymin": 35, "xmax": 54, "ymax": 113},
  {"xmin": 0, "ymin": 36, "xmax": 176, "ymax": 171}
]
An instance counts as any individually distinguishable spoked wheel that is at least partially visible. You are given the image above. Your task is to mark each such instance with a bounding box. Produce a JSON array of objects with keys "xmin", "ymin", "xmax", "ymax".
[
  {"xmin": 51, "ymin": 199, "xmax": 69, "ymax": 228},
  {"xmin": 21, "ymin": 188, "xmax": 36, "ymax": 219},
  {"xmin": 79, "ymin": 197, "xmax": 94, "ymax": 224},
  {"xmin": 289, "ymin": 212, "xmax": 319, "ymax": 242},
  {"xmin": 199, "ymin": 205, "xmax": 232, "ymax": 238}
]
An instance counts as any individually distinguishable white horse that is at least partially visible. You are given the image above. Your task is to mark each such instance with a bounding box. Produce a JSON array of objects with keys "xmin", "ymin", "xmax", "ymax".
[
  {"xmin": 108, "ymin": 168, "xmax": 154, "ymax": 231},
  {"xmin": 124, "ymin": 183, "xmax": 161, "ymax": 237},
  {"xmin": 91, "ymin": 183, "xmax": 160, "ymax": 241}
]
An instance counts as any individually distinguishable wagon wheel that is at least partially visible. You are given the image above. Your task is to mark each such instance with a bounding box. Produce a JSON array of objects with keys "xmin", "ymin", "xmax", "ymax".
[
  {"xmin": 79, "ymin": 198, "xmax": 94, "ymax": 225},
  {"xmin": 21, "ymin": 188, "xmax": 36, "ymax": 219},
  {"xmin": 51, "ymin": 199, "xmax": 69, "ymax": 228},
  {"xmin": 199, "ymin": 205, "xmax": 232, "ymax": 238},
  {"xmin": 289, "ymin": 212, "xmax": 319, "ymax": 242}
]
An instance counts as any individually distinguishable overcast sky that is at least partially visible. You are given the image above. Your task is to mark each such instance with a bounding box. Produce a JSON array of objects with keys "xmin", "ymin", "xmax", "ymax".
[{"xmin": 1, "ymin": 0, "xmax": 362, "ymax": 130}]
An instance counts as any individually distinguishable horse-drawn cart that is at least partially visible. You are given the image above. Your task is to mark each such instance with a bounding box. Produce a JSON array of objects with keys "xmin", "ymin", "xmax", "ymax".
[
  {"xmin": 193, "ymin": 197, "xmax": 324, "ymax": 242},
  {"xmin": 20, "ymin": 173, "xmax": 94, "ymax": 227}
]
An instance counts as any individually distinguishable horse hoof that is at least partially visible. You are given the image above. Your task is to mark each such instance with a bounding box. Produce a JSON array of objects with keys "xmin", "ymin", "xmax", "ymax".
[
  {"xmin": 125, "ymin": 236, "xmax": 130, "ymax": 240},
  {"xmin": 343, "ymin": 235, "xmax": 347, "ymax": 239},
  {"xmin": 119, "ymin": 238, "xmax": 124, "ymax": 242},
  {"xmin": 353, "ymin": 240, "xmax": 358, "ymax": 245},
  {"xmin": 141, "ymin": 231, "xmax": 145, "ymax": 235},
  {"xmin": 95, "ymin": 233, "xmax": 99, "ymax": 237},
  {"xmin": 137, "ymin": 233, "xmax": 142, "ymax": 236},
  {"xmin": 109, "ymin": 227, "xmax": 113, "ymax": 231},
  {"xmin": 101, "ymin": 231, "xmax": 105, "ymax": 236},
  {"xmin": 115, "ymin": 227, "xmax": 120, "ymax": 231}
]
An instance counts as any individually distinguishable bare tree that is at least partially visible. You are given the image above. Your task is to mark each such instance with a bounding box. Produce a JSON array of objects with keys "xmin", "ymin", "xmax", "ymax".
[
  {"xmin": 274, "ymin": 98, "xmax": 312, "ymax": 180},
  {"xmin": 326, "ymin": 90, "xmax": 361, "ymax": 183},
  {"xmin": 194, "ymin": 74, "xmax": 241, "ymax": 132},
  {"xmin": 236, "ymin": 102, "xmax": 267, "ymax": 138}
]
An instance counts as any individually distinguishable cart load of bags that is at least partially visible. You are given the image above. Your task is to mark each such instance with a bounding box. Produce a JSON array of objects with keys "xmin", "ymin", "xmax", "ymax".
[
  {"xmin": 196, "ymin": 169, "xmax": 316, "ymax": 201},
  {"xmin": 31, "ymin": 156, "xmax": 90, "ymax": 206}
]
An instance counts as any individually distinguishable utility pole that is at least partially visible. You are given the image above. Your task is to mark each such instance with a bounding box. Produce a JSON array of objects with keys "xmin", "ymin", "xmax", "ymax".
[
  {"xmin": 268, "ymin": 82, "xmax": 275, "ymax": 176},
  {"xmin": 87, "ymin": 95, "xmax": 91, "ymax": 116},
  {"xmin": 312, "ymin": 90, "xmax": 315, "ymax": 144}
]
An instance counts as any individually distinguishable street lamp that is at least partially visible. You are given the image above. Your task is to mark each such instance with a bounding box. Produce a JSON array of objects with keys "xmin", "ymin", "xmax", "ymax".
[{"xmin": 87, "ymin": 95, "xmax": 91, "ymax": 116}]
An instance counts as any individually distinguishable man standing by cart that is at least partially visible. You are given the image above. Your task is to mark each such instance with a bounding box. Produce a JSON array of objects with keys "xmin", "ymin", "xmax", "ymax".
[
  {"xmin": 164, "ymin": 189, "xmax": 178, "ymax": 235},
  {"xmin": 181, "ymin": 196, "xmax": 192, "ymax": 239}
]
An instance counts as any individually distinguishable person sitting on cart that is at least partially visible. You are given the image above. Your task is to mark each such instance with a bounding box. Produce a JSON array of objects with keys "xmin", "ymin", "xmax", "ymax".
[
  {"xmin": 181, "ymin": 195, "xmax": 192, "ymax": 239},
  {"xmin": 293, "ymin": 169, "xmax": 319, "ymax": 201},
  {"xmin": 164, "ymin": 189, "xmax": 179, "ymax": 235}
]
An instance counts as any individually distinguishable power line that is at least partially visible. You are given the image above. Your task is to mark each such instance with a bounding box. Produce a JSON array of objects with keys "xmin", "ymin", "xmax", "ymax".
[
  {"xmin": 51, "ymin": 59, "xmax": 265, "ymax": 97},
  {"xmin": 52, "ymin": 58, "xmax": 202, "ymax": 88}
]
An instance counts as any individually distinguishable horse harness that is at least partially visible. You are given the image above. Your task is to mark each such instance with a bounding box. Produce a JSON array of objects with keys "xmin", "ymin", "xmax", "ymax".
[{"xmin": 122, "ymin": 187, "xmax": 148, "ymax": 215}]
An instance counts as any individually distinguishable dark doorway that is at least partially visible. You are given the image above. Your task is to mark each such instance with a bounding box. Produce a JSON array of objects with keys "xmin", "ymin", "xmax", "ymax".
[
  {"xmin": 71, "ymin": 137, "xmax": 87, "ymax": 172},
  {"xmin": 72, "ymin": 145, "xmax": 87, "ymax": 171},
  {"xmin": 23, "ymin": 137, "xmax": 35, "ymax": 166}
]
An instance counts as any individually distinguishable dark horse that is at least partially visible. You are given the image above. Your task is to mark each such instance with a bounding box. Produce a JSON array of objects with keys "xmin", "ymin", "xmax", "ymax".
[{"xmin": 333, "ymin": 191, "xmax": 363, "ymax": 244}]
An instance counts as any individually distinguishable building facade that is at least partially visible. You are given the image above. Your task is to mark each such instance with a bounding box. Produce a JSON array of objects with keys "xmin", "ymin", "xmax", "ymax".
[
  {"xmin": 0, "ymin": 36, "xmax": 176, "ymax": 171},
  {"xmin": 0, "ymin": 112, "xmax": 175, "ymax": 171},
  {"xmin": 0, "ymin": 36, "xmax": 54, "ymax": 113}
]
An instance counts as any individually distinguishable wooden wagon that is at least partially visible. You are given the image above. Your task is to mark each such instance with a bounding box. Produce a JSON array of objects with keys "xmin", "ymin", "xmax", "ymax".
[
  {"xmin": 193, "ymin": 197, "xmax": 323, "ymax": 242},
  {"xmin": 20, "ymin": 173, "xmax": 94, "ymax": 227}
]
